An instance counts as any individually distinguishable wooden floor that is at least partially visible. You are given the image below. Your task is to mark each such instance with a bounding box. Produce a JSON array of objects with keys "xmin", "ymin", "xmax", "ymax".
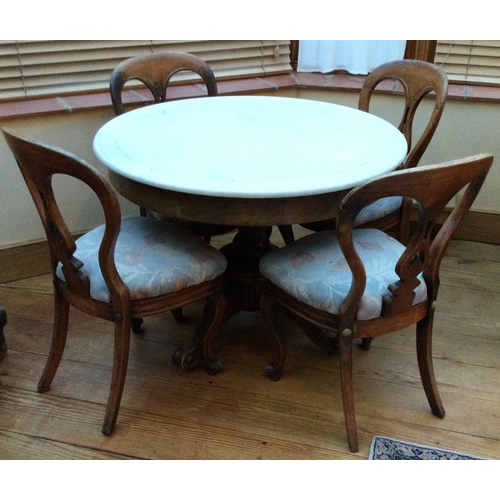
[{"xmin": 1, "ymin": 227, "xmax": 499, "ymax": 460}]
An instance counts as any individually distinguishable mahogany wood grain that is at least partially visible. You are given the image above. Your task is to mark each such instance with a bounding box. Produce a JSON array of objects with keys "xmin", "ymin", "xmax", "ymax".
[
  {"xmin": 1, "ymin": 127, "xmax": 227, "ymax": 436},
  {"xmin": 1, "ymin": 234, "xmax": 500, "ymax": 460},
  {"xmin": 261, "ymin": 154, "xmax": 493, "ymax": 452}
]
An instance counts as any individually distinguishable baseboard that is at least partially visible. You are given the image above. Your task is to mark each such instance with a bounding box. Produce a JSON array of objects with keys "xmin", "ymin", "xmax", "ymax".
[
  {"xmin": 452, "ymin": 210, "xmax": 500, "ymax": 245},
  {"xmin": 415, "ymin": 209, "xmax": 500, "ymax": 245},
  {"xmin": 1, "ymin": 210, "xmax": 499, "ymax": 284},
  {"xmin": 0, "ymin": 239, "xmax": 52, "ymax": 283}
]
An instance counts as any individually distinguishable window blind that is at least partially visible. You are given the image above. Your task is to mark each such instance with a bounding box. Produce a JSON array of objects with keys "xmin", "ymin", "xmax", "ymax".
[
  {"xmin": 434, "ymin": 41, "xmax": 500, "ymax": 85},
  {"xmin": 0, "ymin": 40, "xmax": 292, "ymax": 101}
]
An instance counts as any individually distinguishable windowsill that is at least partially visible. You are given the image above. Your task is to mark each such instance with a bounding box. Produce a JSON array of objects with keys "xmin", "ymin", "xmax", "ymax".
[{"xmin": 1, "ymin": 71, "xmax": 499, "ymax": 120}]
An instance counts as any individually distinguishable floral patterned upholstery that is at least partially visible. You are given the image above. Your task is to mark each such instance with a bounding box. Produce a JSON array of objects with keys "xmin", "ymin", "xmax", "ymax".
[
  {"xmin": 354, "ymin": 196, "xmax": 403, "ymax": 226},
  {"xmin": 57, "ymin": 216, "xmax": 227, "ymax": 302},
  {"xmin": 260, "ymin": 228, "xmax": 426, "ymax": 321}
]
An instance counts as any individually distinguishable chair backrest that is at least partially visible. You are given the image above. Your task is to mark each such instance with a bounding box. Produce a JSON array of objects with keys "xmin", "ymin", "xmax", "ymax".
[
  {"xmin": 110, "ymin": 51, "xmax": 218, "ymax": 115},
  {"xmin": 337, "ymin": 154, "xmax": 493, "ymax": 321},
  {"xmin": 2, "ymin": 127, "xmax": 124, "ymax": 300},
  {"xmin": 358, "ymin": 59, "xmax": 448, "ymax": 170}
]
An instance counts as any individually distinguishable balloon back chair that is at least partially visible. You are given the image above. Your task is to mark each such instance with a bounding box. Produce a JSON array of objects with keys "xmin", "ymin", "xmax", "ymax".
[
  {"xmin": 280, "ymin": 59, "xmax": 449, "ymax": 246},
  {"xmin": 2, "ymin": 127, "xmax": 228, "ymax": 435},
  {"xmin": 110, "ymin": 51, "xmax": 235, "ymax": 242},
  {"xmin": 260, "ymin": 154, "xmax": 493, "ymax": 452}
]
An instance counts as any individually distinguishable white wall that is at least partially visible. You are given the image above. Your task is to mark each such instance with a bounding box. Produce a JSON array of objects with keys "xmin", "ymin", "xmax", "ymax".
[
  {"xmin": 1, "ymin": 88, "xmax": 499, "ymax": 250},
  {"xmin": 1, "ymin": 108, "xmax": 139, "ymax": 248},
  {"xmin": 300, "ymin": 88, "xmax": 500, "ymax": 213}
]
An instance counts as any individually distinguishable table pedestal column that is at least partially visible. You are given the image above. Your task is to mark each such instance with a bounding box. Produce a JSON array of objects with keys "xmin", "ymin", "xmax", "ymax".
[
  {"xmin": 220, "ymin": 226, "xmax": 274, "ymax": 312},
  {"xmin": 172, "ymin": 226, "xmax": 279, "ymax": 374}
]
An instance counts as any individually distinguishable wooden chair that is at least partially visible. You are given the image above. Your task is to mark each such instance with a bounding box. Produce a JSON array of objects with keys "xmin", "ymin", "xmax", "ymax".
[
  {"xmin": 110, "ymin": 51, "xmax": 235, "ymax": 242},
  {"xmin": 260, "ymin": 154, "xmax": 493, "ymax": 452},
  {"xmin": 279, "ymin": 59, "xmax": 449, "ymax": 246},
  {"xmin": 2, "ymin": 127, "xmax": 228, "ymax": 435}
]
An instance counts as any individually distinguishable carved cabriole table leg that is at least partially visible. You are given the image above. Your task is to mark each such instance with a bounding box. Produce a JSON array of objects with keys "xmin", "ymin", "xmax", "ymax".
[
  {"xmin": 0, "ymin": 306, "xmax": 7, "ymax": 361},
  {"xmin": 172, "ymin": 290, "xmax": 228, "ymax": 374}
]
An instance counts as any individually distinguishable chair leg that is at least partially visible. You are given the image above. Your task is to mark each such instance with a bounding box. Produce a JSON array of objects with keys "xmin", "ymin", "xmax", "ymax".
[
  {"xmin": 38, "ymin": 291, "xmax": 70, "ymax": 393},
  {"xmin": 260, "ymin": 291, "xmax": 287, "ymax": 381},
  {"xmin": 277, "ymin": 225, "xmax": 295, "ymax": 245},
  {"xmin": 171, "ymin": 308, "xmax": 184, "ymax": 322},
  {"xmin": 102, "ymin": 313, "xmax": 131, "ymax": 435},
  {"xmin": 416, "ymin": 315, "xmax": 445, "ymax": 418},
  {"xmin": 397, "ymin": 198, "xmax": 412, "ymax": 245},
  {"xmin": 361, "ymin": 337, "xmax": 374, "ymax": 350},
  {"xmin": 338, "ymin": 332, "xmax": 359, "ymax": 453}
]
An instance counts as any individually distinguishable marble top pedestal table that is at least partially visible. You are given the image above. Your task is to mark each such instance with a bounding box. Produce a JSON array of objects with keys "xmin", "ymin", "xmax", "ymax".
[{"xmin": 94, "ymin": 95, "xmax": 407, "ymax": 373}]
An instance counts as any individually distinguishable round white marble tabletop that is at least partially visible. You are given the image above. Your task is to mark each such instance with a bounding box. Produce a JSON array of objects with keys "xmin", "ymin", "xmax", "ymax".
[{"xmin": 94, "ymin": 95, "xmax": 407, "ymax": 199}]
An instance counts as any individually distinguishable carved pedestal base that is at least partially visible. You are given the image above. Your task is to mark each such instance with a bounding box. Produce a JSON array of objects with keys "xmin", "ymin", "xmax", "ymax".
[{"xmin": 172, "ymin": 227, "xmax": 281, "ymax": 375}]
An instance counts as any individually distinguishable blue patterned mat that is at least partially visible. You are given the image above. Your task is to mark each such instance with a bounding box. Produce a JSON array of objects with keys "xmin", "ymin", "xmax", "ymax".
[{"xmin": 369, "ymin": 436, "xmax": 486, "ymax": 460}]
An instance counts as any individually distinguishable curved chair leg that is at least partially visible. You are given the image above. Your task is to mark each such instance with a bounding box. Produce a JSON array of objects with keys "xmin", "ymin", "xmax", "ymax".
[
  {"xmin": 277, "ymin": 225, "xmax": 295, "ymax": 245},
  {"xmin": 131, "ymin": 317, "xmax": 143, "ymax": 333},
  {"xmin": 38, "ymin": 291, "xmax": 70, "ymax": 392},
  {"xmin": 172, "ymin": 291, "xmax": 228, "ymax": 375},
  {"xmin": 338, "ymin": 332, "xmax": 359, "ymax": 453},
  {"xmin": 0, "ymin": 306, "xmax": 7, "ymax": 361},
  {"xmin": 416, "ymin": 315, "xmax": 445, "ymax": 418},
  {"xmin": 260, "ymin": 291, "xmax": 287, "ymax": 381},
  {"xmin": 361, "ymin": 337, "xmax": 374, "ymax": 351},
  {"xmin": 102, "ymin": 314, "xmax": 131, "ymax": 435},
  {"xmin": 397, "ymin": 198, "xmax": 413, "ymax": 245},
  {"xmin": 171, "ymin": 308, "xmax": 184, "ymax": 322}
]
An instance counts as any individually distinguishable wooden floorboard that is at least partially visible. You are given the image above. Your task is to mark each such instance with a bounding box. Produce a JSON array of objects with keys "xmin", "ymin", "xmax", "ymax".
[{"xmin": 1, "ymin": 229, "xmax": 499, "ymax": 460}]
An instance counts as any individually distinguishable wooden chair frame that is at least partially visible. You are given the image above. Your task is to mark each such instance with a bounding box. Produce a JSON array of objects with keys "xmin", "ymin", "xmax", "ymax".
[
  {"xmin": 281, "ymin": 59, "xmax": 449, "ymax": 245},
  {"xmin": 110, "ymin": 51, "xmax": 217, "ymax": 115},
  {"xmin": 262, "ymin": 154, "xmax": 493, "ymax": 452},
  {"xmin": 2, "ymin": 127, "xmax": 227, "ymax": 435}
]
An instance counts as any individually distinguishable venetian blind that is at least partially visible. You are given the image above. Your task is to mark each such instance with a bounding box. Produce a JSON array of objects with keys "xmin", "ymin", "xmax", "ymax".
[
  {"xmin": 0, "ymin": 40, "xmax": 292, "ymax": 101},
  {"xmin": 434, "ymin": 41, "xmax": 500, "ymax": 85}
]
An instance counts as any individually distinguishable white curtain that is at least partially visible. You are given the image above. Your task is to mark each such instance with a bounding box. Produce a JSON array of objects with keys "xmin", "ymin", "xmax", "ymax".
[{"xmin": 297, "ymin": 40, "xmax": 407, "ymax": 75}]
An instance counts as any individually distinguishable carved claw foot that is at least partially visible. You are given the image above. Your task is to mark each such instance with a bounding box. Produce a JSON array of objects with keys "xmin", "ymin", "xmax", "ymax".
[
  {"xmin": 172, "ymin": 348, "xmax": 203, "ymax": 371},
  {"xmin": 205, "ymin": 357, "xmax": 222, "ymax": 375},
  {"xmin": 172, "ymin": 348, "xmax": 222, "ymax": 375}
]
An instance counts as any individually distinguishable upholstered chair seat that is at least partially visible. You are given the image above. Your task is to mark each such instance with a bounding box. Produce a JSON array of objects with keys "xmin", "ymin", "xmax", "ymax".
[
  {"xmin": 3, "ymin": 127, "xmax": 229, "ymax": 436},
  {"xmin": 260, "ymin": 228, "xmax": 426, "ymax": 321},
  {"xmin": 259, "ymin": 154, "xmax": 493, "ymax": 453},
  {"xmin": 354, "ymin": 196, "xmax": 403, "ymax": 227},
  {"xmin": 57, "ymin": 216, "xmax": 227, "ymax": 302}
]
